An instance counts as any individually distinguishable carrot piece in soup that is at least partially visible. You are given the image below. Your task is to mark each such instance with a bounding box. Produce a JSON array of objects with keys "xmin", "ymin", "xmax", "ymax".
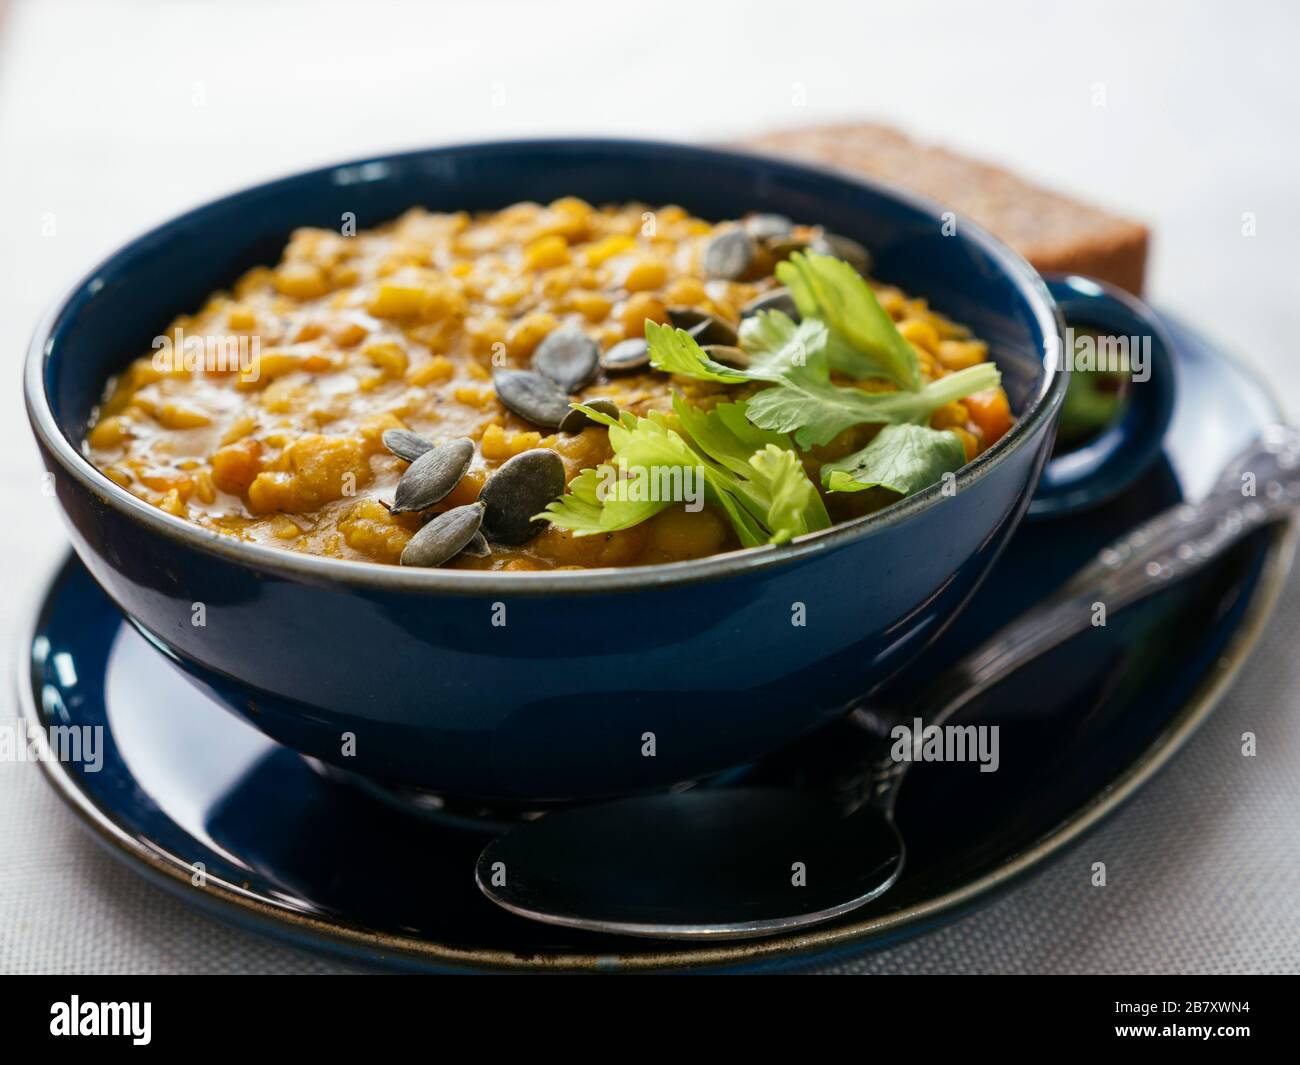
[{"xmin": 966, "ymin": 387, "xmax": 1013, "ymax": 445}]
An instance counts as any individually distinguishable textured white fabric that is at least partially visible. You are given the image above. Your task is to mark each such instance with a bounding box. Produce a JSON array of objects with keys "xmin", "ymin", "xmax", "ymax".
[{"xmin": 2, "ymin": 0, "xmax": 1298, "ymax": 974}]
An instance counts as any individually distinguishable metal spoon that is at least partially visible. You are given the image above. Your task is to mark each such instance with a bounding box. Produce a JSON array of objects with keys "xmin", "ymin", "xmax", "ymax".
[{"xmin": 476, "ymin": 427, "xmax": 1300, "ymax": 939}]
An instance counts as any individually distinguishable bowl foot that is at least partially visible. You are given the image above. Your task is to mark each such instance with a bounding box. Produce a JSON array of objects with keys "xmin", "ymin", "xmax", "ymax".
[{"xmin": 303, "ymin": 757, "xmax": 712, "ymax": 833}]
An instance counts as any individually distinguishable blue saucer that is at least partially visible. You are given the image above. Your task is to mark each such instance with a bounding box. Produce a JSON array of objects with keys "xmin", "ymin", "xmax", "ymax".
[{"xmin": 20, "ymin": 313, "xmax": 1294, "ymax": 973}]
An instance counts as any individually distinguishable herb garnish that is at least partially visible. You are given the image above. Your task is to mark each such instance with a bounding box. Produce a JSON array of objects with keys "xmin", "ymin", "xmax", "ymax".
[
  {"xmin": 647, "ymin": 308, "xmax": 999, "ymax": 450},
  {"xmin": 541, "ymin": 247, "xmax": 1006, "ymax": 543},
  {"xmin": 776, "ymin": 251, "xmax": 922, "ymax": 389},
  {"xmin": 821, "ymin": 423, "xmax": 967, "ymax": 496},
  {"xmin": 538, "ymin": 396, "xmax": 830, "ymax": 546}
]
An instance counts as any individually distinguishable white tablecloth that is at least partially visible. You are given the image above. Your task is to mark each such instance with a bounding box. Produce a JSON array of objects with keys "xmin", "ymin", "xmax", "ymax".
[{"xmin": 2, "ymin": 0, "xmax": 1297, "ymax": 974}]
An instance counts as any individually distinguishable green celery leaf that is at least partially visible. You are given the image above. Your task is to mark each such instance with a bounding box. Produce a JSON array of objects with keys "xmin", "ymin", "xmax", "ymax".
[
  {"xmin": 670, "ymin": 395, "xmax": 829, "ymax": 543},
  {"xmin": 646, "ymin": 302, "xmax": 999, "ymax": 449},
  {"xmin": 709, "ymin": 488, "xmax": 770, "ymax": 549},
  {"xmin": 653, "ymin": 314, "xmax": 831, "ymax": 383},
  {"xmin": 736, "ymin": 311, "xmax": 830, "ymax": 375},
  {"xmin": 736, "ymin": 308, "xmax": 800, "ymax": 361},
  {"xmin": 538, "ymin": 405, "xmax": 698, "ymax": 534},
  {"xmin": 540, "ymin": 395, "xmax": 829, "ymax": 548},
  {"xmin": 745, "ymin": 361, "xmax": 1002, "ymax": 449},
  {"xmin": 645, "ymin": 321, "xmax": 751, "ymax": 382},
  {"xmin": 672, "ymin": 397, "xmax": 790, "ymax": 476},
  {"xmin": 822, "ymin": 423, "xmax": 967, "ymax": 496},
  {"xmin": 747, "ymin": 444, "xmax": 831, "ymax": 542},
  {"xmin": 777, "ymin": 251, "xmax": 922, "ymax": 391},
  {"xmin": 535, "ymin": 467, "xmax": 611, "ymax": 533}
]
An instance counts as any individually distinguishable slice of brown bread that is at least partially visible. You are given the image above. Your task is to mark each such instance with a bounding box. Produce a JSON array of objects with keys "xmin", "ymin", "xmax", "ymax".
[{"xmin": 741, "ymin": 123, "xmax": 1149, "ymax": 295}]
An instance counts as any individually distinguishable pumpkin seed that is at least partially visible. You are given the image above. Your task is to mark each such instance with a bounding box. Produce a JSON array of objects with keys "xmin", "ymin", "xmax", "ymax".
[
  {"xmin": 666, "ymin": 307, "xmax": 738, "ymax": 347},
  {"xmin": 702, "ymin": 345, "xmax": 751, "ymax": 368},
  {"xmin": 666, "ymin": 306, "xmax": 707, "ymax": 329},
  {"xmin": 480, "ymin": 448, "xmax": 566, "ymax": 545},
  {"xmin": 559, "ymin": 397, "xmax": 620, "ymax": 434},
  {"xmin": 762, "ymin": 234, "xmax": 810, "ymax": 261},
  {"xmin": 462, "ymin": 531, "xmax": 491, "ymax": 557},
  {"xmin": 743, "ymin": 213, "xmax": 793, "ymax": 241},
  {"xmin": 601, "ymin": 336, "xmax": 650, "ymax": 373},
  {"xmin": 532, "ymin": 325, "xmax": 599, "ymax": 392},
  {"xmin": 493, "ymin": 369, "xmax": 571, "ymax": 430},
  {"xmin": 382, "ymin": 428, "xmax": 435, "ymax": 463},
  {"xmin": 740, "ymin": 287, "xmax": 800, "ymax": 321},
  {"xmin": 809, "ymin": 231, "xmax": 872, "ymax": 274},
  {"xmin": 390, "ymin": 437, "xmax": 474, "ymax": 513},
  {"xmin": 399, "ymin": 502, "xmax": 485, "ymax": 567},
  {"xmin": 702, "ymin": 228, "xmax": 757, "ymax": 281}
]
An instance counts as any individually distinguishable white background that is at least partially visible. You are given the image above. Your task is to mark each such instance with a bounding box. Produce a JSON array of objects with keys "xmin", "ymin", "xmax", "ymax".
[{"xmin": 1, "ymin": 0, "xmax": 1297, "ymax": 973}]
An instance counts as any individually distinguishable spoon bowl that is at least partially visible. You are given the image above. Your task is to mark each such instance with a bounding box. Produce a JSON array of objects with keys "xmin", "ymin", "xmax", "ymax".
[{"xmin": 477, "ymin": 788, "xmax": 903, "ymax": 939}]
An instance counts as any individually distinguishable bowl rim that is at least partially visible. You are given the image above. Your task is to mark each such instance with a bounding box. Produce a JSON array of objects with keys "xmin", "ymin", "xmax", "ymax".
[{"xmin": 24, "ymin": 136, "xmax": 1066, "ymax": 597}]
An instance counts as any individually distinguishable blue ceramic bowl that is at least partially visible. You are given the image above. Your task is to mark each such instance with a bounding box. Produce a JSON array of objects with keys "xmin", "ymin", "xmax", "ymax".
[{"xmin": 26, "ymin": 139, "xmax": 1164, "ymax": 801}]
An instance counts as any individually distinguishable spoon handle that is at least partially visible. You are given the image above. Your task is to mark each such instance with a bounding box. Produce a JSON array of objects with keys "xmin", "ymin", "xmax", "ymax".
[{"xmin": 920, "ymin": 426, "xmax": 1300, "ymax": 731}]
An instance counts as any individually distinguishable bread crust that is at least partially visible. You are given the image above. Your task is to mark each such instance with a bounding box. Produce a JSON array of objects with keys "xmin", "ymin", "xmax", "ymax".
[{"xmin": 741, "ymin": 123, "xmax": 1149, "ymax": 295}]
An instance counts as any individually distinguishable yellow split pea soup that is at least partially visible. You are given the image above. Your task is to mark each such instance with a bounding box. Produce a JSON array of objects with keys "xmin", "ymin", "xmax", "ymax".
[{"xmin": 84, "ymin": 199, "xmax": 1014, "ymax": 571}]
